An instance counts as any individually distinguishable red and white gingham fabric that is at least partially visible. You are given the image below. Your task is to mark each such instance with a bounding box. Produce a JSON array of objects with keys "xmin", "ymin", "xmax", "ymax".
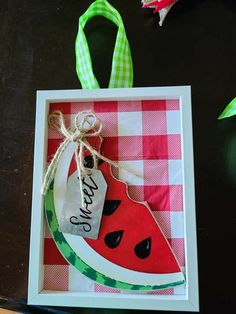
[{"xmin": 44, "ymin": 99, "xmax": 186, "ymax": 295}]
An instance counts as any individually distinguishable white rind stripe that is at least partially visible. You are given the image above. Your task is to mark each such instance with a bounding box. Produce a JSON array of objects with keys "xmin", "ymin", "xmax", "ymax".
[{"xmin": 64, "ymin": 232, "xmax": 184, "ymax": 286}]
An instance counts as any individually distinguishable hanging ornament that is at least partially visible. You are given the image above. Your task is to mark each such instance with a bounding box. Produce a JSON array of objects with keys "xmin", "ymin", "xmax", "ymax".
[
  {"xmin": 142, "ymin": 0, "xmax": 178, "ymax": 26},
  {"xmin": 42, "ymin": 0, "xmax": 185, "ymax": 292}
]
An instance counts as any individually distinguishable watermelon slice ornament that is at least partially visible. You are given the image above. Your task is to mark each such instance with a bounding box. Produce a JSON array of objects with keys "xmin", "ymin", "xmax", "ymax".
[{"xmin": 43, "ymin": 111, "xmax": 185, "ymax": 291}]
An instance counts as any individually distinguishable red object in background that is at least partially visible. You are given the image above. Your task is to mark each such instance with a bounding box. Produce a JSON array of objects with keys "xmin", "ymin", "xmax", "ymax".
[
  {"xmin": 143, "ymin": 0, "xmax": 177, "ymax": 12},
  {"xmin": 142, "ymin": 0, "xmax": 178, "ymax": 26}
]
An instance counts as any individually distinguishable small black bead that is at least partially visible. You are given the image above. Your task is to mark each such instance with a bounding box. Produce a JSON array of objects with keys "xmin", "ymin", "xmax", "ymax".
[
  {"xmin": 83, "ymin": 155, "xmax": 94, "ymax": 169},
  {"xmin": 83, "ymin": 155, "xmax": 104, "ymax": 168},
  {"xmin": 134, "ymin": 237, "xmax": 151, "ymax": 259},
  {"xmin": 103, "ymin": 200, "xmax": 121, "ymax": 216},
  {"xmin": 104, "ymin": 230, "xmax": 124, "ymax": 249}
]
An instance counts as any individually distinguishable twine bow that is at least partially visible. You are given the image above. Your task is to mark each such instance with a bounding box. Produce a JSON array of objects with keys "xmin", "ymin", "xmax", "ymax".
[{"xmin": 42, "ymin": 110, "xmax": 140, "ymax": 207}]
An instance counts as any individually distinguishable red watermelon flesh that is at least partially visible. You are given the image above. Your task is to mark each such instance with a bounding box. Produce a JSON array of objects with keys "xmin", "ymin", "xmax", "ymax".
[{"xmin": 68, "ymin": 158, "xmax": 181, "ymax": 274}]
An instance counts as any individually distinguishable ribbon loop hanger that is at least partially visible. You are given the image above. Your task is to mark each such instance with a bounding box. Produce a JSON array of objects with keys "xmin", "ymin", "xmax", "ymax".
[{"xmin": 75, "ymin": 0, "xmax": 133, "ymax": 89}]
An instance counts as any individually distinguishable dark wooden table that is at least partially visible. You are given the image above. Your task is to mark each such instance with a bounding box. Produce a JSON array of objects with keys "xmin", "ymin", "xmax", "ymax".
[{"xmin": 0, "ymin": 0, "xmax": 236, "ymax": 313}]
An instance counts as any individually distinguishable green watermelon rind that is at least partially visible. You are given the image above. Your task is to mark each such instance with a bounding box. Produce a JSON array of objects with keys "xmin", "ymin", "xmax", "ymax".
[{"xmin": 45, "ymin": 183, "xmax": 185, "ymax": 291}]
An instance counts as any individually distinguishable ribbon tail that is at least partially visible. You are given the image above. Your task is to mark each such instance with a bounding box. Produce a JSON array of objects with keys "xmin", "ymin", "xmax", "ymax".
[
  {"xmin": 82, "ymin": 140, "xmax": 142, "ymax": 178},
  {"xmin": 41, "ymin": 139, "xmax": 70, "ymax": 195},
  {"xmin": 98, "ymin": 153, "xmax": 142, "ymax": 178},
  {"xmin": 75, "ymin": 143, "xmax": 86, "ymax": 208}
]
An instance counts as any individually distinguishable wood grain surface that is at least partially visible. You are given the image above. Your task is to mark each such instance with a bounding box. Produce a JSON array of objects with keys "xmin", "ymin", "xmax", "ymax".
[{"xmin": 0, "ymin": 0, "xmax": 236, "ymax": 313}]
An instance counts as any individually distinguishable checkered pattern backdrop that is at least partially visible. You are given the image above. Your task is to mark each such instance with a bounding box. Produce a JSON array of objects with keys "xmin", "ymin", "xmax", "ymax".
[{"xmin": 44, "ymin": 99, "xmax": 186, "ymax": 295}]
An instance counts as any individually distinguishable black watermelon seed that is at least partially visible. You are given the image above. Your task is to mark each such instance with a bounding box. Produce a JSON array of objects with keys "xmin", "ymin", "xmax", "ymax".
[
  {"xmin": 103, "ymin": 200, "xmax": 121, "ymax": 216},
  {"xmin": 134, "ymin": 237, "xmax": 151, "ymax": 259},
  {"xmin": 104, "ymin": 230, "xmax": 124, "ymax": 249},
  {"xmin": 84, "ymin": 155, "xmax": 104, "ymax": 168},
  {"xmin": 84, "ymin": 155, "xmax": 94, "ymax": 168}
]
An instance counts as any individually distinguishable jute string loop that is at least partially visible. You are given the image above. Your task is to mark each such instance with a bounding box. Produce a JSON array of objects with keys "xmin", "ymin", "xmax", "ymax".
[{"xmin": 42, "ymin": 110, "xmax": 141, "ymax": 207}]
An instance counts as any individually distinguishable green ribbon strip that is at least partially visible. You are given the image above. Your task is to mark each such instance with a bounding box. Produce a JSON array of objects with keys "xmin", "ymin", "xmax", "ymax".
[
  {"xmin": 218, "ymin": 97, "xmax": 236, "ymax": 120},
  {"xmin": 75, "ymin": 0, "xmax": 133, "ymax": 89}
]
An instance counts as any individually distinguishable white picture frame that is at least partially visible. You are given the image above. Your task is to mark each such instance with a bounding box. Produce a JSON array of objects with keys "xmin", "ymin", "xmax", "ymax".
[{"xmin": 28, "ymin": 86, "xmax": 199, "ymax": 312}]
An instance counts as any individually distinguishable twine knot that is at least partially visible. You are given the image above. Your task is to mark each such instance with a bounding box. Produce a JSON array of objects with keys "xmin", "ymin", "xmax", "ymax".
[{"xmin": 42, "ymin": 110, "xmax": 141, "ymax": 207}]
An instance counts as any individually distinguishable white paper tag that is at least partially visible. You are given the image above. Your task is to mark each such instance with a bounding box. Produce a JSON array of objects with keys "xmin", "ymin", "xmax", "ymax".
[{"xmin": 59, "ymin": 169, "xmax": 107, "ymax": 239}]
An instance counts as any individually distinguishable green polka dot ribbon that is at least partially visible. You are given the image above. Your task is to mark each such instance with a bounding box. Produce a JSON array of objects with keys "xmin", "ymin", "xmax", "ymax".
[{"xmin": 75, "ymin": 0, "xmax": 133, "ymax": 89}]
